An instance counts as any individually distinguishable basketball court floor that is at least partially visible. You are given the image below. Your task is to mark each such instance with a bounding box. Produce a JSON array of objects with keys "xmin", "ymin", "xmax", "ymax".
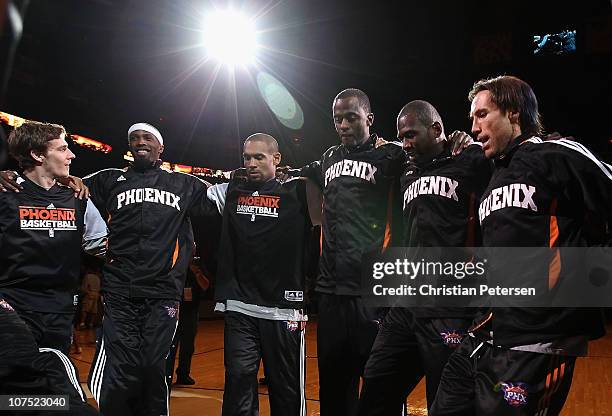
[{"xmin": 71, "ymin": 319, "xmax": 612, "ymax": 415}]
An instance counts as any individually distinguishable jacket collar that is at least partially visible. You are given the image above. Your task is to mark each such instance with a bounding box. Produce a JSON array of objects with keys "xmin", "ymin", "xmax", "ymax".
[
  {"xmin": 494, "ymin": 134, "xmax": 531, "ymax": 167},
  {"xmin": 128, "ymin": 159, "xmax": 163, "ymax": 173},
  {"xmin": 342, "ymin": 133, "xmax": 377, "ymax": 153},
  {"xmin": 407, "ymin": 144, "xmax": 452, "ymax": 174}
]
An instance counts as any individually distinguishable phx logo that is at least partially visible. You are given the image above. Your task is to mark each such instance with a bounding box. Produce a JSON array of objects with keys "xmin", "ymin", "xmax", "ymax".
[
  {"xmin": 498, "ymin": 382, "xmax": 529, "ymax": 407},
  {"xmin": 439, "ymin": 330, "xmax": 464, "ymax": 347},
  {"xmin": 286, "ymin": 321, "xmax": 306, "ymax": 332}
]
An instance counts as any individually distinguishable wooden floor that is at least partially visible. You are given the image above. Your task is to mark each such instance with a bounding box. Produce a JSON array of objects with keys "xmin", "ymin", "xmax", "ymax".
[{"xmin": 71, "ymin": 319, "xmax": 612, "ymax": 415}]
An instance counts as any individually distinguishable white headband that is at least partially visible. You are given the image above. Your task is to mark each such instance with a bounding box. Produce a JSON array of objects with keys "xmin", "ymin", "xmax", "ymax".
[{"xmin": 128, "ymin": 123, "xmax": 163, "ymax": 146}]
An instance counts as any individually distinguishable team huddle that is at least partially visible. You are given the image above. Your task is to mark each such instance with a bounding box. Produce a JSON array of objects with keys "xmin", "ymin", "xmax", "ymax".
[{"xmin": 1, "ymin": 75, "xmax": 610, "ymax": 416}]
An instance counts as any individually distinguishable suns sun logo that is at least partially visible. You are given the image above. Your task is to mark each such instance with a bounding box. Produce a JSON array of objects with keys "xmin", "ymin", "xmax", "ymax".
[
  {"xmin": 0, "ymin": 299, "xmax": 14, "ymax": 312},
  {"xmin": 164, "ymin": 305, "xmax": 178, "ymax": 318}
]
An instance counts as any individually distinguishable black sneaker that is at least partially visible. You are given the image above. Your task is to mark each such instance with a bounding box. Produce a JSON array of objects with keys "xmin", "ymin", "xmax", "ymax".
[{"xmin": 175, "ymin": 375, "xmax": 196, "ymax": 385}]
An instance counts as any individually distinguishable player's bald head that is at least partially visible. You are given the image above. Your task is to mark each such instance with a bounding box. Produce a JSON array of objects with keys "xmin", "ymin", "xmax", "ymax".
[
  {"xmin": 244, "ymin": 133, "xmax": 279, "ymax": 154},
  {"xmin": 398, "ymin": 100, "xmax": 444, "ymax": 134}
]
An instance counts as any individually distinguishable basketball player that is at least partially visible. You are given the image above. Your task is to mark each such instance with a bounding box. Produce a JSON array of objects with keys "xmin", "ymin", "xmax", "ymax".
[
  {"xmin": 358, "ymin": 100, "xmax": 492, "ymax": 414},
  {"xmin": 207, "ymin": 133, "xmax": 321, "ymax": 416},
  {"xmin": 0, "ymin": 121, "xmax": 106, "ymax": 415},
  {"xmin": 83, "ymin": 123, "xmax": 215, "ymax": 416},
  {"xmin": 431, "ymin": 75, "xmax": 610, "ymax": 415},
  {"xmin": 294, "ymin": 89, "xmax": 406, "ymax": 415}
]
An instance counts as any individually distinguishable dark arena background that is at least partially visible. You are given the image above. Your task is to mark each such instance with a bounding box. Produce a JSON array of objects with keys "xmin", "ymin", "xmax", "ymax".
[{"xmin": 1, "ymin": 0, "xmax": 611, "ymax": 415}]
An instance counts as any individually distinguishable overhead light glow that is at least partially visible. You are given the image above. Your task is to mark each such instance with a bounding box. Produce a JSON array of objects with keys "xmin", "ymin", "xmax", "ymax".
[
  {"xmin": 0, "ymin": 111, "xmax": 112, "ymax": 154},
  {"xmin": 70, "ymin": 134, "xmax": 112, "ymax": 154},
  {"xmin": 0, "ymin": 111, "xmax": 26, "ymax": 127},
  {"xmin": 203, "ymin": 9, "xmax": 258, "ymax": 66},
  {"xmin": 124, "ymin": 152, "xmax": 231, "ymax": 179}
]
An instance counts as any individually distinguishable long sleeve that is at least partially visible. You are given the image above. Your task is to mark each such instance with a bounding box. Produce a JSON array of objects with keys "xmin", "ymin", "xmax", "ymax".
[
  {"xmin": 82, "ymin": 198, "xmax": 108, "ymax": 257},
  {"xmin": 206, "ymin": 183, "xmax": 229, "ymax": 215}
]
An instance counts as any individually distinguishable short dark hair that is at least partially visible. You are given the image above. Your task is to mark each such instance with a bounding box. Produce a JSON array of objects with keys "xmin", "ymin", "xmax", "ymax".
[
  {"xmin": 469, "ymin": 75, "xmax": 543, "ymax": 136},
  {"xmin": 8, "ymin": 121, "xmax": 66, "ymax": 169},
  {"xmin": 334, "ymin": 88, "xmax": 371, "ymax": 113},
  {"xmin": 244, "ymin": 133, "xmax": 279, "ymax": 153},
  {"xmin": 398, "ymin": 100, "xmax": 445, "ymax": 134}
]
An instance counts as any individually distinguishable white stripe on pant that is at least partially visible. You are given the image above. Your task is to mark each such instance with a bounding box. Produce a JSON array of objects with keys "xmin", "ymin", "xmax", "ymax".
[
  {"xmin": 39, "ymin": 347, "xmax": 86, "ymax": 402},
  {"xmin": 89, "ymin": 337, "xmax": 107, "ymax": 402}
]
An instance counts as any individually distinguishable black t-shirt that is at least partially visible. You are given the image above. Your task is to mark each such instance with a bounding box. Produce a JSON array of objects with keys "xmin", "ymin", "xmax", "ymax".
[
  {"xmin": 215, "ymin": 177, "xmax": 312, "ymax": 309},
  {"xmin": 0, "ymin": 176, "xmax": 86, "ymax": 313}
]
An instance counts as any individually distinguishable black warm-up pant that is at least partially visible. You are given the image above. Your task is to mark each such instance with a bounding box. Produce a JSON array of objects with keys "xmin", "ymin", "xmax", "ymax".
[
  {"xmin": 175, "ymin": 299, "xmax": 200, "ymax": 380},
  {"xmin": 0, "ymin": 297, "xmax": 96, "ymax": 415},
  {"xmin": 316, "ymin": 294, "xmax": 381, "ymax": 416},
  {"xmin": 222, "ymin": 311, "xmax": 306, "ymax": 416},
  {"xmin": 430, "ymin": 335, "xmax": 576, "ymax": 416},
  {"xmin": 358, "ymin": 307, "xmax": 472, "ymax": 415},
  {"xmin": 166, "ymin": 298, "xmax": 200, "ymax": 389},
  {"xmin": 88, "ymin": 293, "xmax": 179, "ymax": 416}
]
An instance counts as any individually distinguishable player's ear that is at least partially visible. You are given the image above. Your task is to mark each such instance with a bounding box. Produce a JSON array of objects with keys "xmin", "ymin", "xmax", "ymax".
[
  {"xmin": 508, "ymin": 111, "xmax": 520, "ymax": 125},
  {"xmin": 30, "ymin": 149, "xmax": 45, "ymax": 164},
  {"xmin": 273, "ymin": 152, "xmax": 281, "ymax": 166},
  {"xmin": 366, "ymin": 112, "xmax": 374, "ymax": 127},
  {"xmin": 431, "ymin": 121, "xmax": 443, "ymax": 139}
]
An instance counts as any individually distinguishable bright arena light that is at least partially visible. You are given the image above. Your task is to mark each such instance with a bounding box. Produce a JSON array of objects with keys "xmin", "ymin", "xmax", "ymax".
[{"xmin": 203, "ymin": 9, "xmax": 258, "ymax": 66}]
